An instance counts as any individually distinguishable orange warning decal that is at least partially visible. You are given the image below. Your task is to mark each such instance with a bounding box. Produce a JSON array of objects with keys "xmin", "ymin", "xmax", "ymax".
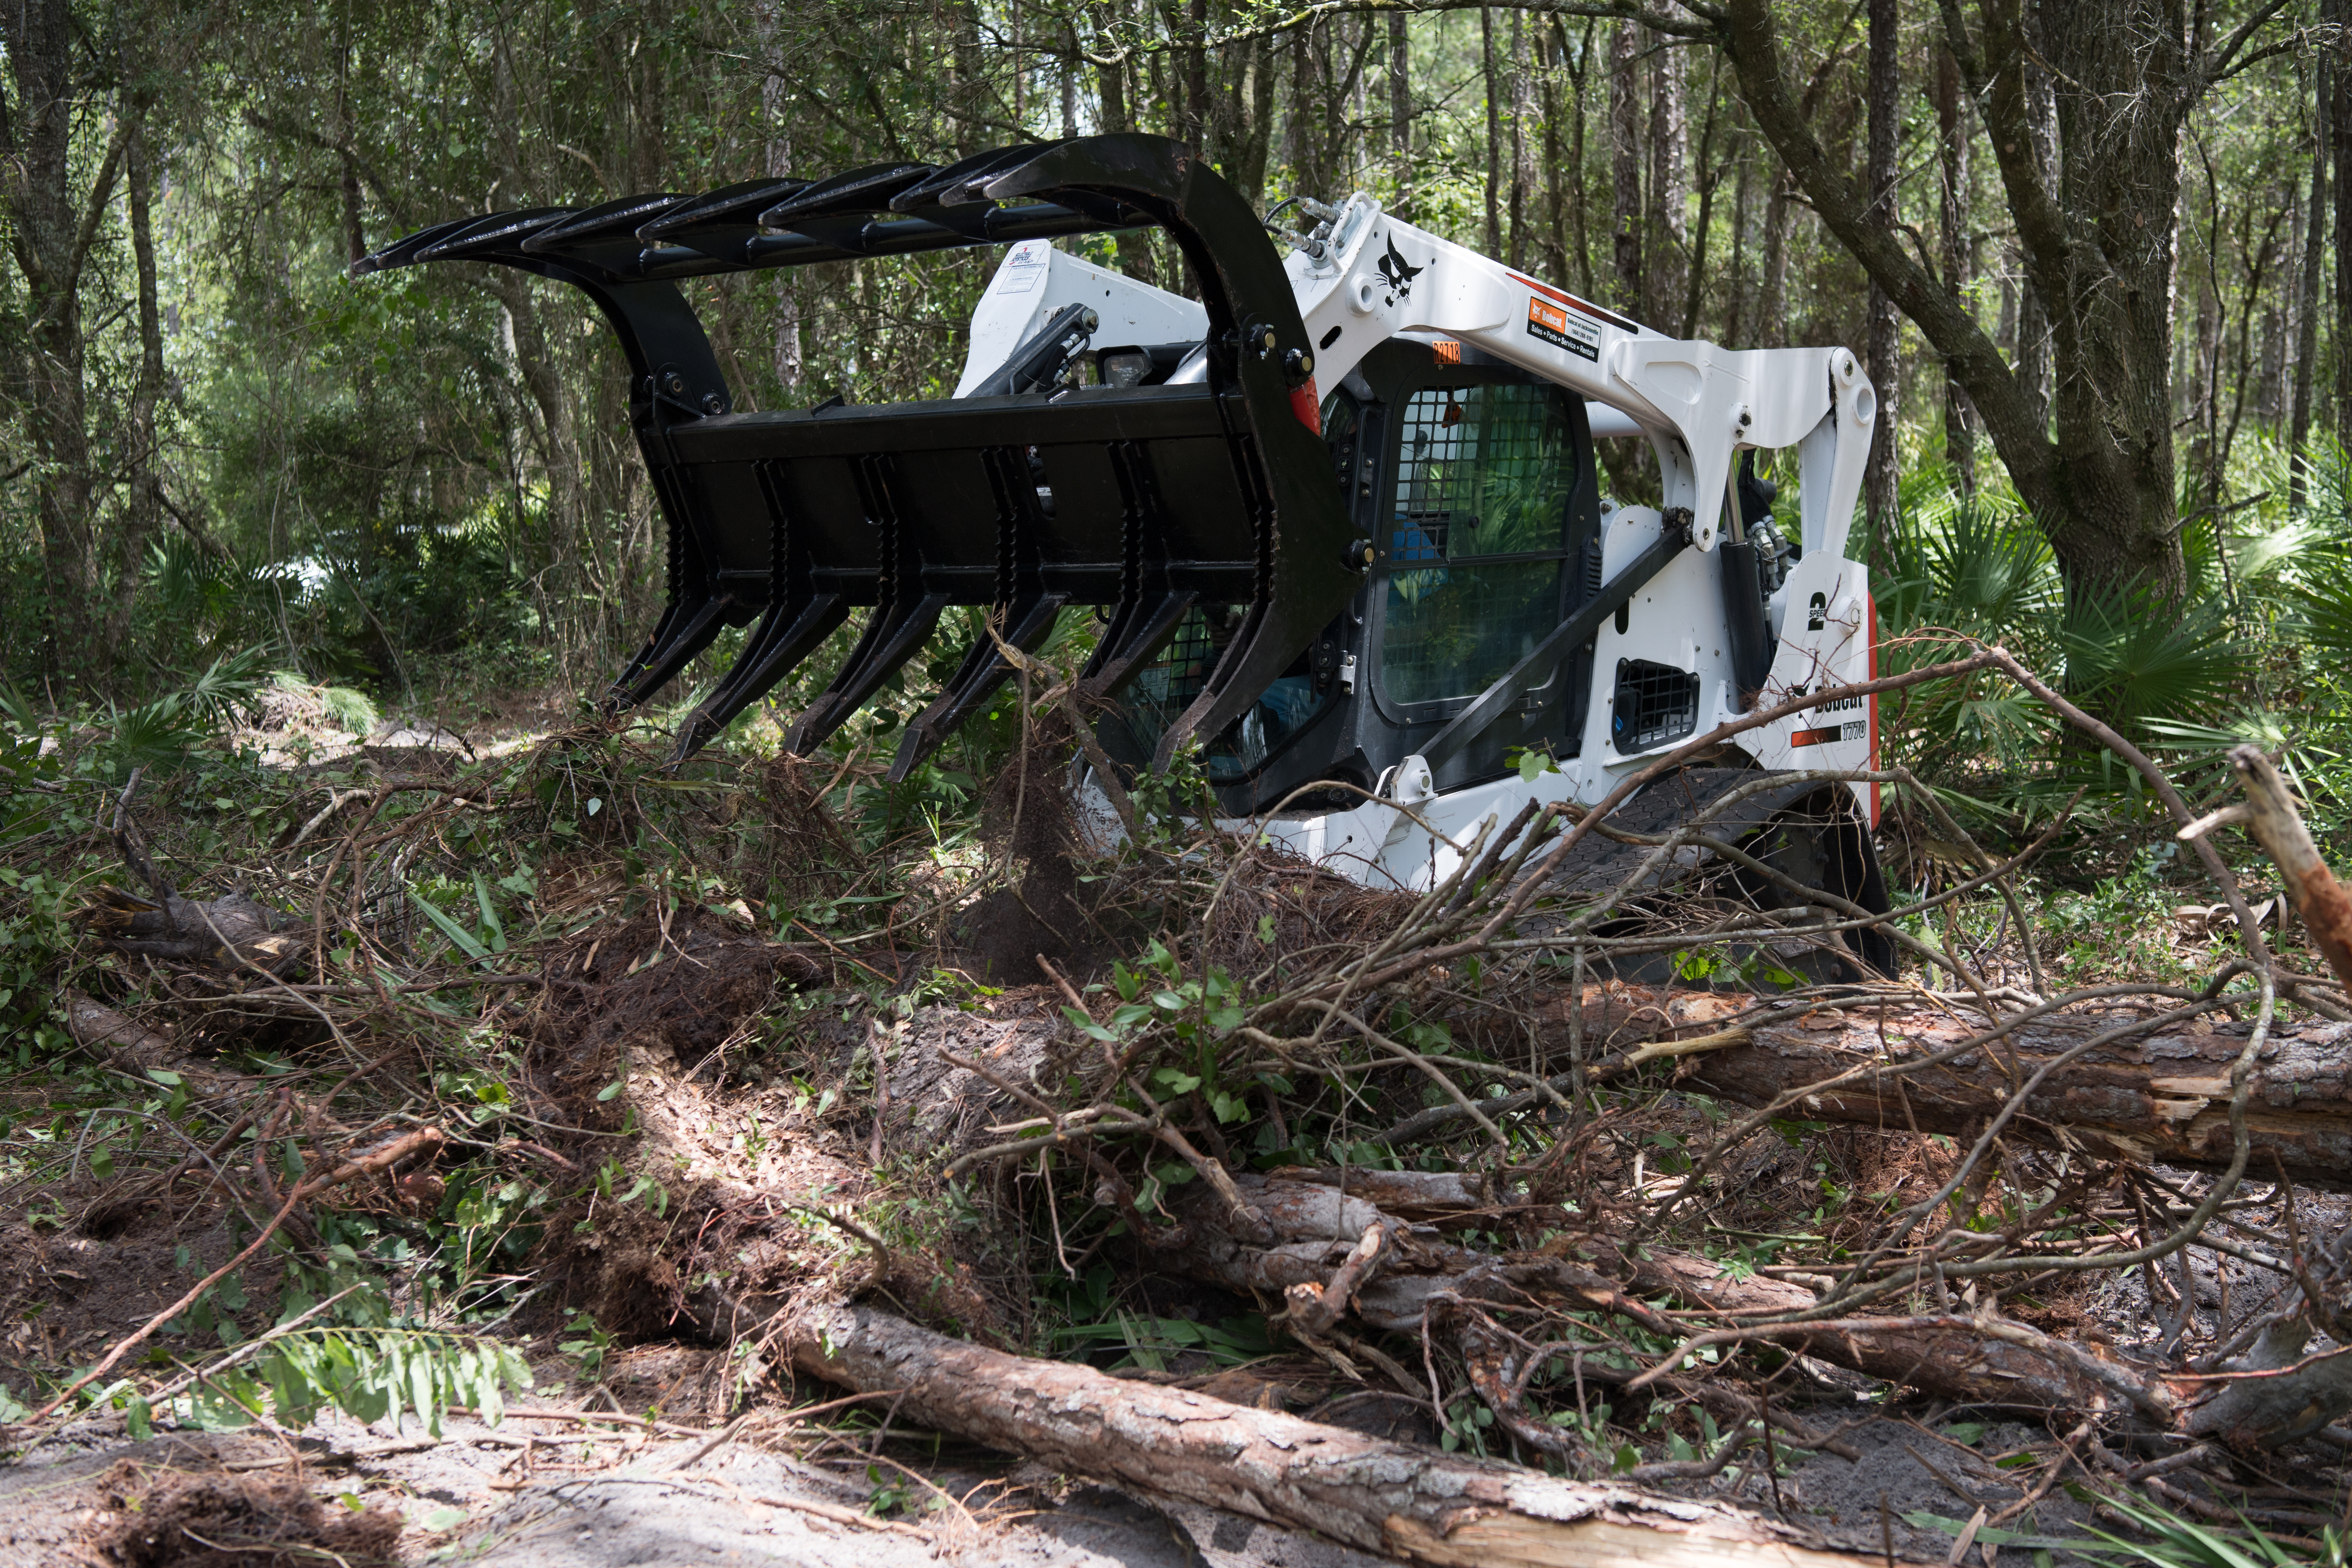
[{"xmin": 1526, "ymin": 295, "xmax": 1600, "ymax": 361}]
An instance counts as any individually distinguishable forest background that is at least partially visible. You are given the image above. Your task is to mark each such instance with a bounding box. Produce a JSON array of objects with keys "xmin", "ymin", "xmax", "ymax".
[{"xmin": 0, "ymin": 0, "xmax": 2349, "ymax": 828}]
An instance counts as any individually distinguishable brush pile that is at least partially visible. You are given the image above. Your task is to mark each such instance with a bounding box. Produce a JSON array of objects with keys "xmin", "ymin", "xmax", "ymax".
[{"xmin": 3, "ymin": 656, "xmax": 2350, "ymax": 1567}]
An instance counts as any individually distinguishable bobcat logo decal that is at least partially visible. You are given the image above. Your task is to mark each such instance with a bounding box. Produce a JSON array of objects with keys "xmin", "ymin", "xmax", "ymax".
[{"xmin": 1375, "ymin": 235, "xmax": 1424, "ymax": 302}]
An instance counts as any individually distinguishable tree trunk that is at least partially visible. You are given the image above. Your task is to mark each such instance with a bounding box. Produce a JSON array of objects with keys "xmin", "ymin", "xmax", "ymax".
[
  {"xmin": 1935, "ymin": 45, "xmax": 1975, "ymax": 492},
  {"xmin": 1646, "ymin": 9, "xmax": 1688, "ymax": 335},
  {"xmin": 104, "ymin": 127, "xmax": 167, "ymax": 663},
  {"xmin": 1720, "ymin": 0, "xmax": 2204, "ymax": 599},
  {"xmin": 1388, "ymin": 10, "xmax": 1410, "ymax": 218},
  {"xmin": 1508, "ymin": 12, "xmax": 1533, "ymax": 271},
  {"xmin": 751, "ymin": 1299, "xmax": 1882, "ymax": 1568},
  {"xmin": 758, "ymin": 4, "xmax": 803, "ymax": 397},
  {"xmin": 1481, "ymin": 8, "xmax": 1502, "ymax": 258},
  {"xmin": 2287, "ymin": 51, "xmax": 2323, "ymax": 513},
  {"xmin": 1609, "ymin": 21, "xmax": 1644, "ymax": 320},
  {"xmin": 2334, "ymin": 0, "xmax": 2352, "ymax": 451},
  {"xmin": 1862, "ymin": 0, "xmax": 1899, "ymax": 542}
]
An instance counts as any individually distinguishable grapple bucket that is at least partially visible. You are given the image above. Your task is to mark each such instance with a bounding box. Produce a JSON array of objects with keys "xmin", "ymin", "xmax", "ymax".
[{"xmin": 353, "ymin": 136, "xmax": 1361, "ymax": 778}]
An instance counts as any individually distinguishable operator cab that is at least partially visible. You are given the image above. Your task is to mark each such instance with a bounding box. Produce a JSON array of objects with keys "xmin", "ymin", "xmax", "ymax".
[{"xmin": 1100, "ymin": 336, "xmax": 1605, "ymax": 815}]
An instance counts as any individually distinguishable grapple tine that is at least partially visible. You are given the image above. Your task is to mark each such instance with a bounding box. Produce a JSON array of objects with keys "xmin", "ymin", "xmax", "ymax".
[
  {"xmin": 1078, "ymin": 441, "xmax": 1193, "ymax": 701},
  {"xmin": 761, "ymin": 162, "xmax": 937, "ymax": 226},
  {"xmin": 522, "ymin": 193, "xmax": 693, "ymax": 253},
  {"xmin": 886, "ymin": 444, "xmax": 1068, "ymax": 783},
  {"xmin": 635, "ymin": 178, "xmax": 803, "ymax": 240},
  {"xmin": 668, "ymin": 460, "xmax": 850, "ymax": 762},
  {"xmin": 1152, "ymin": 431, "xmax": 1283, "ymax": 769},
  {"xmin": 414, "ymin": 208, "xmax": 576, "ymax": 263},
  {"xmin": 780, "ymin": 455, "xmax": 948, "ymax": 757},
  {"xmin": 891, "ymin": 144, "xmax": 1046, "ymax": 210}
]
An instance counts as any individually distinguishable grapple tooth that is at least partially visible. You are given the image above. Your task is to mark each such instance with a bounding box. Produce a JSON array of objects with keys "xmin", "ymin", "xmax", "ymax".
[
  {"xmin": 781, "ymin": 455, "xmax": 947, "ymax": 757},
  {"xmin": 891, "ymin": 144, "xmax": 1048, "ymax": 210},
  {"xmin": 1077, "ymin": 441, "xmax": 1190, "ymax": 701},
  {"xmin": 413, "ymin": 208, "xmax": 575, "ymax": 263},
  {"xmin": 668, "ymin": 460, "xmax": 849, "ymax": 762},
  {"xmin": 886, "ymin": 444, "xmax": 1068, "ymax": 783},
  {"xmin": 760, "ymin": 161, "xmax": 938, "ymax": 226},
  {"xmin": 522, "ymin": 193, "xmax": 693, "ymax": 254},
  {"xmin": 635, "ymin": 178, "xmax": 806, "ymax": 242}
]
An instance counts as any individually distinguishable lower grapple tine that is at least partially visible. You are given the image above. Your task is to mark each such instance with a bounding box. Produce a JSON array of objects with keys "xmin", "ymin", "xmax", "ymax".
[
  {"xmin": 783, "ymin": 593, "xmax": 952, "ymax": 756},
  {"xmin": 669, "ymin": 593, "xmax": 849, "ymax": 762},
  {"xmin": 611, "ymin": 594, "xmax": 732, "ymax": 715},
  {"xmin": 887, "ymin": 594, "xmax": 1066, "ymax": 782}
]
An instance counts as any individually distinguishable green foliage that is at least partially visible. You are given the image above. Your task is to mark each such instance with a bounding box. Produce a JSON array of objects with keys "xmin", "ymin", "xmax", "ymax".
[{"xmin": 2079, "ymin": 1492, "xmax": 2346, "ymax": 1568}]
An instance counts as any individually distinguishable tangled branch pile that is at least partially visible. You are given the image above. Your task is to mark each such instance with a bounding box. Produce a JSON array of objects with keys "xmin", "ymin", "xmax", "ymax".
[{"xmin": 3, "ymin": 644, "xmax": 2351, "ymax": 1565}]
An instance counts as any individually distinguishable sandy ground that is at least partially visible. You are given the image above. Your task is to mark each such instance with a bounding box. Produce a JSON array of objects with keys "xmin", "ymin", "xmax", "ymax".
[{"xmin": 0, "ymin": 1407, "xmax": 1400, "ymax": 1568}]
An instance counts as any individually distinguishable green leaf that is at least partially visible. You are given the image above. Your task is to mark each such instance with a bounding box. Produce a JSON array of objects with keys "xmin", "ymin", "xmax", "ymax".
[
  {"xmin": 1943, "ymin": 1421, "xmax": 1985, "ymax": 1446},
  {"xmin": 409, "ymin": 887, "xmax": 490, "ymax": 961},
  {"xmin": 423, "ymin": 1507, "xmax": 468, "ymax": 1531},
  {"xmin": 125, "ymin": 1396, "xmax": 152, "ymax": 1442},
  {"xmin": 596, "ymin": 1081, "xmax": 624, "ymax": 1101},
  {"xmin": 473, "ymin": 872, "xmax": 507, "ymax": 953}
]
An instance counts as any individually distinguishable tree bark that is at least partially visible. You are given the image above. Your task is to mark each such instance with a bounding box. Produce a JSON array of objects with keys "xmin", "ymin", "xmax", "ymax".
[
  {"xmin": 1609, "ymin": 21, "xmax": 1644, "ymax": 320},
  {"xmin": 758, "ymin": 1298, "xmax": 1884, "ymax": 1568},
  {"xmin": 1482, "ymin": 8, "xmax": 1503, "ymax": 258},
  {"xmin": 1388, "ymin": 9, "xmax": 1410, "ymax": 218},
  {"xmin": 1935, "ymin": 44, "xmax": 1975, "ymax": 491},
  {"xmin": 2286, "ymin": 50, "xmax": 2324, "ymax": 512},
  {"xmin": 2334, "ymin": 0, "xmax": 2352, "ymax": 451},
  {"xmin": 105, "ymin": 126, "xmax": 168, "ymax": 662},
  {"xmin": 1862, "ymin": 0, "xmax": 1899, "ymax": 542},
  {"xmin": 1647, "ymin": 11, "xmax": 1689, "ymax": 335}
]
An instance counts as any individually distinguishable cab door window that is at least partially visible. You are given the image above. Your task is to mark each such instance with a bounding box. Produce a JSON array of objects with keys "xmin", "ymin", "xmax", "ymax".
[{"xmin": 1380, "ymin": 381, "xmax": 1573, "ymax": 708}]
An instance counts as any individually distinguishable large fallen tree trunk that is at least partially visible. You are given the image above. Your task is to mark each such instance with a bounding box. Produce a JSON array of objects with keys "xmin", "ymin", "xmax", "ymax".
[
  {"xmin": 759, "ymin": 1297, "xmax": 1889, "ymax": 1568},
  {"xmin": 1684, "ymin": 1002, "xmax": 2352, "ymax": 1190},
  {"xmin": 1383, "ymin": 987, "xmax": 2352, "ymax": 1190}
]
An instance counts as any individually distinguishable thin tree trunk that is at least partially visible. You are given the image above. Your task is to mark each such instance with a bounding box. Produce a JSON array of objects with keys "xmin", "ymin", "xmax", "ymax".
[
  {"xmin": 1609, "ymin": 21, "xmax": 1644, "ymax": 319},
  {"xmin": 1509, "ymin": 12, "xmax": 1533, "ymax": 270},
  {"xmin": 2288, "ymin": 48, "xmax": 2327, "ymax": 510},
  {"xmin": 1540, "ymin": 24, "xmax": 1570, "ymax": 281},
  {"xmin": 2334, "ymin": 0, "xmax": 2352, "ymax": 451},
  {"xmin": 758, "ymin": 4, "xmax": 802, "ymax": 397},
  {"xmin": 1482, "ymin": 8, "xmax": 1502, "ymax": 257},
  {"xmin": 1863, "ymin": 0, "xmax": 1900, "ymax": 542},
  {"xmin": 1646, "ymin": 15, "xmax": 1688, "ymax": 334},
  {"xmin": 106, "ymin": 126, "xmax": 167, "ymax": 663},
  {"xmin": 1936, "ymin": 44, "xmax": 1975, "ymax": 491},
  {"xmin": 1388, "ymin": 10, "xmax": 1409, "ymax": 218}
]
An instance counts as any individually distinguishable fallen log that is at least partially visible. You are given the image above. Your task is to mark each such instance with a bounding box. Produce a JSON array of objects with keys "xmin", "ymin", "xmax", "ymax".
[
  {"xmin": 1685, "ymin": 1004, "xmax": 2352, "ymax": 1190},
  {"xmin": 1377, "ymin": 985, "xmax": 2352, "ymax": 1190},
  {"xmin": 760, "ymin": 1296, "xmax": 1894, "ymax": 1567}
]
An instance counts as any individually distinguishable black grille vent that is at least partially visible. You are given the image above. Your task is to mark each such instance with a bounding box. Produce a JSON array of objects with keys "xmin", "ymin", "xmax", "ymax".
[{"xmin": 1611, "ymin": 659, "xmax": 1699, "ymax": 754}]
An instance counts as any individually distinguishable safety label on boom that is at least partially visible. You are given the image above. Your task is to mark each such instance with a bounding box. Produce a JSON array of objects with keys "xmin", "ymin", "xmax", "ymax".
[{"xmin": 1527, "ymin": 296, "xmax": 1601, "ymax": 360}]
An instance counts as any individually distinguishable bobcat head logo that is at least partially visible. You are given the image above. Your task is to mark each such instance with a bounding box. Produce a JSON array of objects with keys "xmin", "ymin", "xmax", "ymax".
[{"xmin": 1375, "ymin": 235, "xmax": 1424, "ymax": 299}]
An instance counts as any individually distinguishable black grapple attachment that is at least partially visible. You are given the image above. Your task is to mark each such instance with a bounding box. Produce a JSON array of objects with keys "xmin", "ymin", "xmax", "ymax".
[{"xmin": 353, "ymin": 136, "xmax": 1361, "ymax": 778}]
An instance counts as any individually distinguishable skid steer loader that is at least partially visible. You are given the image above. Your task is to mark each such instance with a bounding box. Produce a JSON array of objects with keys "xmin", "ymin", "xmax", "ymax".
[{"xmin": 355, "ymin": 133, "xmax": 1892, "ymax": 971}]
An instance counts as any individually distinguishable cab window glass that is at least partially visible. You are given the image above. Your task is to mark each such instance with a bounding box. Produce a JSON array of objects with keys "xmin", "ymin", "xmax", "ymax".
[{"xmin": 1382, "ymin": 382, "xmax": 1572, "ymax": 706}]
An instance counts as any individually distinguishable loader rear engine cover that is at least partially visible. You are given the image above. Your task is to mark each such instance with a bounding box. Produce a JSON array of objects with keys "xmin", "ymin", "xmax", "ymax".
[{"xmin": 358, "ymin": 133, "xmax": 1893, "ymax": 972}]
